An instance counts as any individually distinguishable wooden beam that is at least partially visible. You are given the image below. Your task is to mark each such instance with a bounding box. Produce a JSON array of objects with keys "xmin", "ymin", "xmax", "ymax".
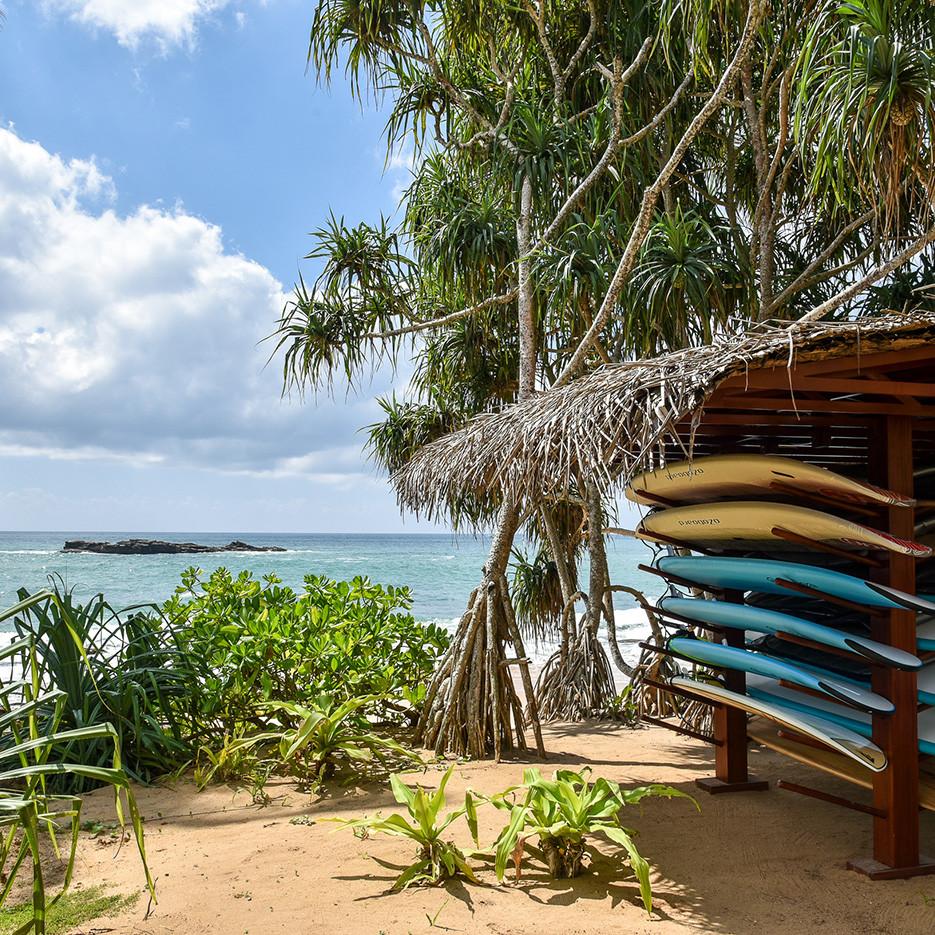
[
  {"xmin": 865, "ymin": 417, "xmax": 925, "ymax": 871},
  {"xmin": 716, "ymin": 374, "xmax": 935, "ymax": 398},
  {"xmin": 749, "ymin": 345, "xmax": 935, "ymax": 378},
  {"xmin": 708, "ymin": 396, "xmax": 932, "ymax": 417},
  {"xmin": 698, "ymin": 591, "xmax": 768, "ymax": 796}
]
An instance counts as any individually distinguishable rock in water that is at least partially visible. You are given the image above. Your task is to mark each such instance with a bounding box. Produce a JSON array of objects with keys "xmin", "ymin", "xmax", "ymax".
[{"xmin": 62, "ymin": 539, "xmax": 287, "ymax": 555}]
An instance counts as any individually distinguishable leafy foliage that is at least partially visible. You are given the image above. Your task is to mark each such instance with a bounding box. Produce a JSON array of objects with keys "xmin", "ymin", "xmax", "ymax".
[
  {"xmin": 0, "ymin": 593, "xmax": 152, "ymax": 935},
  {"xmin": 509, "ymin": 547, "xmax": 564, "ymax": 642},
  {"xmin": 796, "ymin": 0, "xmax": 935, "ymax": 232},
  {"xmin": 164, "ymin": 568, "xmax": 450, "ymax": 733},
  {"xmin": 486, "ymin": 767, "xmax": 696, "ymax": 912},
  {"xmin": 336, "ymin": 765, "xmax": 480, "ymax": 890},
  {"xmin": 205, "ymin": 695, "xmax": 420, "ymax": 791},
  {"xmin": 12, "ymin": 584, "xmax": 195, "ymax": 790}
]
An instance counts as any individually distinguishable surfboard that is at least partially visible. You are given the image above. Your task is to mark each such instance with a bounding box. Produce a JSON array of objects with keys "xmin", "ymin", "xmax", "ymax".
[
  {"xmin": 773, "ymin": 653, "xmax": 935, "ymax": 707},
  {"xmin": 655, "ymin": 555, "xmax": 935, "ymax": 615},
  {"xmin": 668, "ymin": 676, "xmax": 887, "ymax": 771},
  {"xmin": 657, "ymin": 596, "xmax": 922, "ymax": 670},
  {"xmin": 917, "ymin": 617, "xmax": 935, "ymax": 651},
  {"xmin": 637, "ymin": 501, "xmax": 931, "ymax": 557},
  {"xmin": 626, "ymin": 454, "xmax": 914, "ymax": 508},
  {"xmin": 746, "ymin": 675, "xmax": 935, "ymax": 756},
  {"xmin": 746, "ymin": 718, "xmax": 935, "ymax": 813},
  {"xmin": 667, "ymin": 636, "xmax": 894, "ymax": 713}
]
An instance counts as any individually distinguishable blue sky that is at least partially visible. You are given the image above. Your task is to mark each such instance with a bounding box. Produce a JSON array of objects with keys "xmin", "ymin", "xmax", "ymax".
[{"xmin": 0, "ymin": 0, "xmax": 436, "ymax": 533}]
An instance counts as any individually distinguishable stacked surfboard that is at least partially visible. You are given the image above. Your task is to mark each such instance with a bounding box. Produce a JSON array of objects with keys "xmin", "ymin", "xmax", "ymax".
[{"xmin": 625, "ymin": 453, "xmax": 935, "ymax": 792}]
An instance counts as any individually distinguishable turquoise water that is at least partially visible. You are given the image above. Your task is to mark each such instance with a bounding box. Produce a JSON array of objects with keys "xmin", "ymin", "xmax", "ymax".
[{"xmin": 0, "ymin": 531, "xmax": 661, "ymax": 624}]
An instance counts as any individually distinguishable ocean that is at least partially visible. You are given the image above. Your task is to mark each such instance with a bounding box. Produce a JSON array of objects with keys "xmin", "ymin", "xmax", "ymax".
[{"xmin": 0, "ymin": 531, "xmax": 664, "ymax": 670}]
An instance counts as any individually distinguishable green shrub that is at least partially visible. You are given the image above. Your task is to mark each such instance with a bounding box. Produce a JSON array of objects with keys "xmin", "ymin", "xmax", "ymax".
[
  {"xmin": 13, "ymin": 584, "xmax": 197, "ymax": 790},
  {"xmin": 336, "ymin": 765, "xmax": 479, "ymax": 890},
  {"xmin": 206, "ymin": 694, "xmax": 421, "ymax": 791},
  {"xmin": 163, "ymin": 568, "xmax": 449, "ymax": 731},
  {"xmin": 0, "ymin": 592, "xmax": 152, "ymax": 935},
  {"xmin": 487, "ymin": 767, "xmax": 696, "ymax": 912}
]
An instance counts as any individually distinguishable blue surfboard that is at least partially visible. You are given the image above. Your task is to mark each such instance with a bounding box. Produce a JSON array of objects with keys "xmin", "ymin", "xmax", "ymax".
[
  {"xmin": 746, "ymin": 675, "xmax": 935, "ymax": 756},
  {"xmin": 667, "ymin": 636, "xmax": 894, "ymax": 714},
  {"xmin": 789, "ymin": 655, "xmax": 935, "ymax": 707},
  {"xmin": 658, "ymin": 596, "xmax": 922, "ymax": 670},
  {"xmin": 918, "ymin": 618, "xmax": 935, "ymax": 651},
  {"xmin": 656, "ymin": 555, "xmax": 935, "ymax": 615}
]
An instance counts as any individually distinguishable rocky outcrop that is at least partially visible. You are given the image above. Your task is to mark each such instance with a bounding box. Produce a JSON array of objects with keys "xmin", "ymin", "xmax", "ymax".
[{"xmin": 62, "ymin": 539, "xmax": 287, "ymax": 555}]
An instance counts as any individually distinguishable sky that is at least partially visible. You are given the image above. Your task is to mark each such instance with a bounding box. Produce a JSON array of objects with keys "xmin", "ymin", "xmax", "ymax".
[{"xmin": 0, "ymin": 0, "xmax": 437, "ymax": 533}]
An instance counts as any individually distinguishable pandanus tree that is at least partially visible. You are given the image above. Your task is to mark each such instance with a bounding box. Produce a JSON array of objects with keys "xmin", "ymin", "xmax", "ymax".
[
  {"xmin": 274, "ymin": 0, "xmax": 935, "ymax": 758},
  {"xmin": 274, "ymin": 0, "xmax": 770, "ymax": 757}
]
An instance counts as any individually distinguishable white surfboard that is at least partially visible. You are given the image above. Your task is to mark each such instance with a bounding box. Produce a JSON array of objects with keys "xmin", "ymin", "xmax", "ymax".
[{"xmin": 669, "ymin": 676, "xmax": 886, "ymax": 771}]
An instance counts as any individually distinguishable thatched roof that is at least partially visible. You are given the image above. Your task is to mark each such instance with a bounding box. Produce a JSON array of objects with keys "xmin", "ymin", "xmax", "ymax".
[{"xmin": 393, "ymin": 312, "xmax": 935, "ymax": 520}]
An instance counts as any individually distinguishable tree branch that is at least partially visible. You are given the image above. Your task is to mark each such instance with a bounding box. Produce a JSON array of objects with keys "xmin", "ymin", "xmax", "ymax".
[
  {"xmin": 554, "ymin": 0, "xmax": 769, "ymax": 386},
  {"xmin": 364, "ymin": 289, "xmax": 518, "ymax": 339},
  {"xmin": 535, "ymin": 39, "xmax": 664, "ymax": 250},
  {"xmin": 560, "ymin": 0, "xmax": 600, "ymax": 100},
  {"xmin": 791, "ymin": 227, "xmax": 935, "ymax": 327},
  {"xmin": 769, "ymin": 208, "xmax": 876, "ymax": 311}
]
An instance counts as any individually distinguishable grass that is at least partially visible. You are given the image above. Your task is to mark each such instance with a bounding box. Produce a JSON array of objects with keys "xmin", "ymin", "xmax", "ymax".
[{"xmin": 0, "ymin": 886, "xmax": 138, "ymax": 935}]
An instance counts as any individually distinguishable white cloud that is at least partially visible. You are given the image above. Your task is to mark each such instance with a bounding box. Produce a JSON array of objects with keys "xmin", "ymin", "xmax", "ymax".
[
  {"xmin": 40, "ymin": 0, "xmax": 239, "ymax": 49},
  {"xmin": 0, "ymin": 126, "xmax": 387, "ymax": 479}
]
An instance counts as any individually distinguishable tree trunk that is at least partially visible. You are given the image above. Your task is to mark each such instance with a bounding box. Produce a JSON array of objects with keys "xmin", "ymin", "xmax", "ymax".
[
  {"xmin": 533, "ymin": 483, "xmax": 616, "ymax": 721},
  {"xmin": 516, "ymin": 174, "xmax": 537, "ymax": 399},
  {"xmin": 416, "ymin": 171, "xmax": 547, "ymax": 760},
  {"xmin": 416, "ymin": 497, "xmax": 544, "ymax": 759}
]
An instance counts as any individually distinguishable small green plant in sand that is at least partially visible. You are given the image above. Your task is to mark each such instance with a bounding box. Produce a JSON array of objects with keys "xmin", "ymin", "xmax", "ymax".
[
  {"xmin": 0, "ymin": 592, "xmax": 154, "ymax": 935},
  {"xmin": 0, "ymin": 886, "xmax": 138, "ymax": 935},
  {"xmin": 487, "ymin": 767, "xmax": 697, "ymax": 912},
  {"xmin": 221, "ymin": 695, "xmax": 421, "ymax": 790},
  {"xmin": 336, "ymin": 765, "xmax": 479, "ymax": 890}
]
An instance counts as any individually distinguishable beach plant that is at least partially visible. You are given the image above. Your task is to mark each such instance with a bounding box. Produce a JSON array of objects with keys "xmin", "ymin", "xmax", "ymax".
[
  {"xmin": 486, "ymin": 768, "xmax": 696, "ymax": 912},
  {"xmin": 336, "ymin": 765, "xmax": 480, "ymax": 890},
  {"xmin": 0, "ymin": 592, "xmax": 153, "ymax": 935},
  {"xmin": 13, "ymin": 583, "xmax": 196, "ymax": 790},
  {"xmin": 164, "ymin": 568, "xmax": 449, "ymax": 731},
  {"xmin": 215, "ymin": 695, "xmax": 421, "ymax": 790}
]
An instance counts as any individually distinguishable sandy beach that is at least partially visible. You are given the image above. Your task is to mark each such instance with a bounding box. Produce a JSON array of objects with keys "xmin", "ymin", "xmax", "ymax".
[{"xmin": 69, "ymin": 723, "xmax": 935, "ymax": 935}]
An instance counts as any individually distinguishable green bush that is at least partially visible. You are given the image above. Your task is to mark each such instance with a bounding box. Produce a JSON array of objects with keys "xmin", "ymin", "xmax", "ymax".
[
  {"xmin": 163, "ymin": 568, "xmax": 450, "ymax": 732},
  {"xmin": 336, "ymin": 765, "xmax": 479, "ymax": 890},
  {"xmin": 0, "ymin": 592, "xmax": 152, "ymax": 935},
  {"xmin": 487, "ymin": 767, "xmax": 697, "ymax": 911},
  {"xmin": 201, "ymin": 694, "xmax": 421, "ymax": 791},
  {"xmin": 13, "ymin": 585, "xmax": 197, "ymax": 790}
]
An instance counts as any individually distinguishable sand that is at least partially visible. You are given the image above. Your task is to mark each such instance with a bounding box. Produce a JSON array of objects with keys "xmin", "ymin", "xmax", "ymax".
[{"xmin": 69, "ymin": 723, "xmax": 935, "ymax": 935}]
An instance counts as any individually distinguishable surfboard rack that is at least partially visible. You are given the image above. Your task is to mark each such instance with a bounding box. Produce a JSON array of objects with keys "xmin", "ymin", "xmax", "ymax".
[
  {"xmin": 630, "ymin": 488, "xmax": 680, "ymax": 508},
  {"xmin": 770, "ymin": 526, "xmax": 884, "ymax": 568},
  {"xmin": 773, "ymin": 629, "xmax": 872, "ymax": 664},
  {"xmin": 640, "ymin": 713, "xmax": 721, "ymax": 747},
  {"xmin": 640, "ymin": 675, "xmax": 723, "ymax": 708},
  {"xmin": 776, "ymin": 779, "xmax": 887, "ymax": 819},
  {"xmin": 652, "ymin": 605, "xmax": 727, "ymax": 635}
]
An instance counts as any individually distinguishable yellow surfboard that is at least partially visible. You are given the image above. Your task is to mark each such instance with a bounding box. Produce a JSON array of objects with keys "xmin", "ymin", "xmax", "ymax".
[
  {"xmin": 626, "ymin": 454, "xmax": 913, "ymax": 508},
  {"xmin": 636, "ymin": 501, "xmax": 931, "ymax": 558}
]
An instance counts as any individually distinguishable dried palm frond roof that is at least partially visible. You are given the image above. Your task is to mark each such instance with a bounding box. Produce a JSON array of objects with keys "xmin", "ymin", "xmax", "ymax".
[{"xmin": 393, "ymin": 312, "xmax": 935, "ymax": 520}]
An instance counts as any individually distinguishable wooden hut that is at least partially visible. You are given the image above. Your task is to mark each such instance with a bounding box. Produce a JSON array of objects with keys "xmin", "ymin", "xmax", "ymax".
[{"xmin": 395, "ymin": 312, "xmax": 935, "ymax": 878}]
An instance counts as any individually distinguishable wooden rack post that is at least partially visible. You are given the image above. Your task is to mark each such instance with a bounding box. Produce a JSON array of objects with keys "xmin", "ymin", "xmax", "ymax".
[
  {"xmin": 696, "ymin": 588, "xmax": 769, "ymax": 795},
  {"xmin": 848, "ymin": 415, "xmax": 935, "ymax": 879}
]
